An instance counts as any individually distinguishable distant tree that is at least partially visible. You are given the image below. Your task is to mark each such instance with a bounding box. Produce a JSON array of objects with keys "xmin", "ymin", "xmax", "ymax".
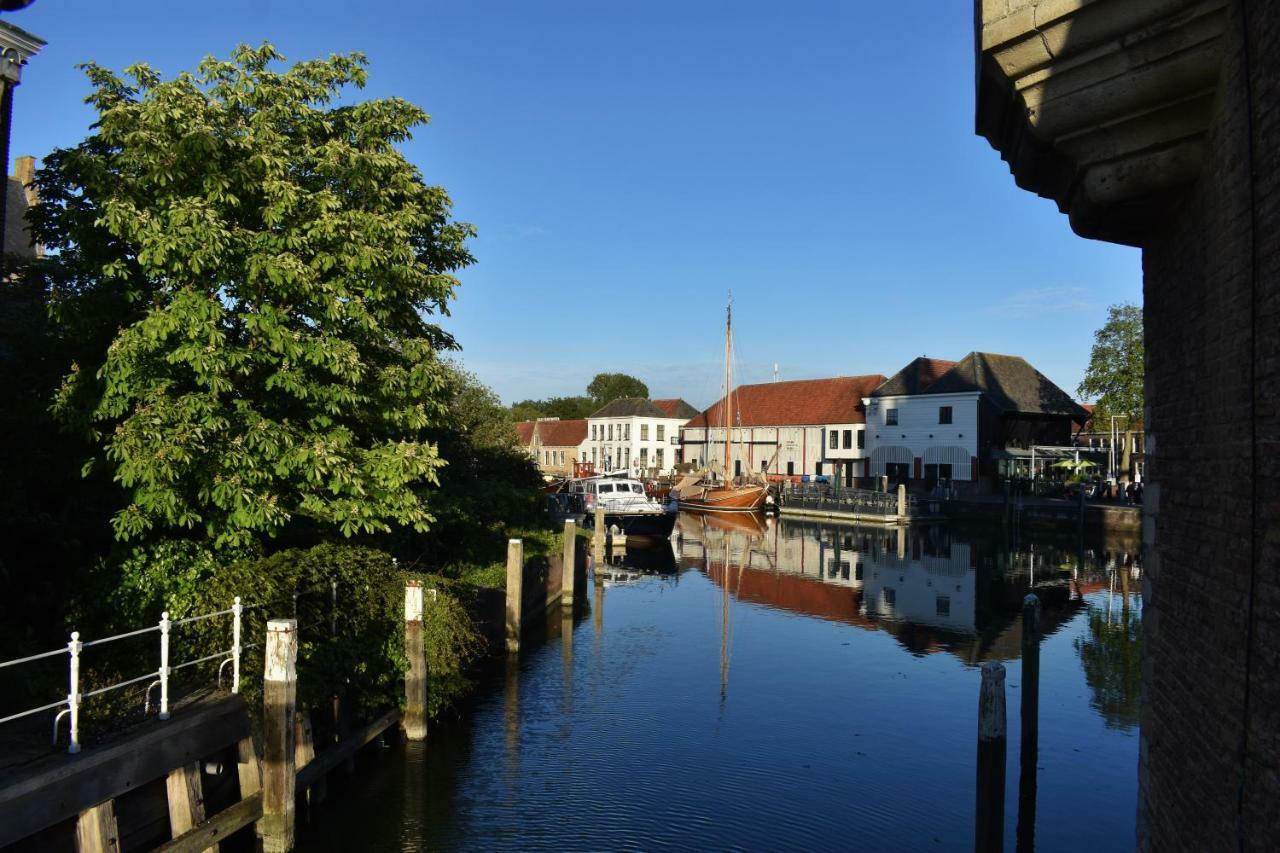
[
  {"xmin": 1078, "ymin": 303, "xmax": 1143, "ymax": 480},
  {"xmin": 509, "ymin": 395, "xmax": 594, "ymax": 422},
  {"xmin": 34, "ymin": 45, "xmax": 475, "ymax": 549},
  {"xmin": 587, "ymin": 372, "xmax": 648, "ymax": 405}
]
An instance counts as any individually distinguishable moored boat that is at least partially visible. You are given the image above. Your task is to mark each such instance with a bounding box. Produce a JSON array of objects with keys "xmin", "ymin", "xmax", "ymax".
[
  {"xmin": 577, "ymin": 473, "xmax": 678, "ymax": 539},
  {"xmin": 672, "ymin": 295, "xmax": 773, "ymax": 515}
]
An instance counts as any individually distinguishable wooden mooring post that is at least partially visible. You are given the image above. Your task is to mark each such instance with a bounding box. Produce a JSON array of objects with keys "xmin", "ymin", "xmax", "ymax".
[
  {"xmin": 976, "ymin": 661, "xmax": 1007, "ymax": 853},
  {"xmin": 592, "ymin": 506, "xmax": 605, "ymax": 560},
  {"xmin": 1017, "ymin": 594, "xmax": 1041, "ymax": 852},
  {"xmin": 262, "ymin": 619, "xmax": 298, "ymax": 853},
  {"xmin": 404, "ymin": 581, "xmax": 429, "ymax": 741},
  {"xmin": 897, "ymin": 484, "xmax": 907, "ymax": 518},
  {"xmin": 562, "ymin": 519, "xmax": 577, "ymax": 608},
  {"xmin": 506, "ymin": 539, "xmax": 524, "ymax": 654}
]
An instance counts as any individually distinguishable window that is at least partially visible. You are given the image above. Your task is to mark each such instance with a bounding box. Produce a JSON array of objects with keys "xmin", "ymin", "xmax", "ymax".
[
  {"xmin": 640, "ymin": 424, "xmax": 649, "ymax": 440},
  {"xmin": 657, "ymin": 425, "xmax": 665, "ymax": 441},
  {"xmin": 855, "ymin": 562, "xmax": 864, "ymax": 581},
  {"xmin": 608, "ymin": 424, "xmax": 613, "ymax": 440},
  {"xmin": 786, "ymin": 461, "xmax": 795, "ymax": 476},
  {"xmin": 625, "ymin": 424, "xmax": 631, "ymax": 440},
  {"xmin": 886, "ymin": 408, "xmax": 899, "ymax": 426},
  {"xmin": 591, "ymin": 448, "xmax": 597, "ymax": 464},
  {"xmin": 830, "ymin": 431, "xmax": 839, "ymax": 450},
  {"xmin": 939, "ymin": 406, "xmax": 953, "ymax": 425},
  {"xmin": 656, "ymin": 448, "xmax": 664, "ymax": 467},
  {"xmin": 543, "ymin": 451, "xmax": 549, "ymax": 464},
  {"xmin": 857, "ymin": 429, "xmax": 865, "ymax": 449},
  {"xmin": 936, "ymin": 595, "xmax": 951, "ymax": 618},
  {"xmin": 598, "ymin": 484, "xmax": 613, "ymax": 493},
  {"xmin": 816, "ymin": 462, "xmax": 823, "ymax": 476},
  {"xmin": 640, "ymin": 447, "xmax": 648, "ymax": 464},
  {"xmin": 843, "ymin": 429, "xmax": 852, "ymax": 449},
  {"xmin": 883, "ymin": 588, "xmax": 896, "ymax": 609},
  {"xmin": 761, "ymin": 459, "xmax": 769, "ymax": 471},
  {"xmin": 735, "ymin": 459, "xmax": 742, "ymax": 476}
]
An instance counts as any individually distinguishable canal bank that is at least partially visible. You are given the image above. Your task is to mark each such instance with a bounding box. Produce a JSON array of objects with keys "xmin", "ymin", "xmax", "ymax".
[{"xmin": 296, "ymin": 515, "xmax": 1142, "ymax": 851}]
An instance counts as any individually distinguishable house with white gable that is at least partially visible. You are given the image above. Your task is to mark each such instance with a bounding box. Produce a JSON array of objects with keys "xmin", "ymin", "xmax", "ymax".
[
  {"xmin": 863, "ymin": 353, "xmax": 1088, "ymax": 493},
  {"xmin": 585, "ymin": 397, "xmax": 699, "ymax": 476}
]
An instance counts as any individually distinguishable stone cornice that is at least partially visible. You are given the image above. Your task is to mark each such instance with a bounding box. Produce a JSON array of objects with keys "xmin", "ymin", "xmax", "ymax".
[
  {"xmin": 976, "ymin": 0, "xmax": 1227, "ymax": 246},
  {"xmin": 0, "ymin": 19, "xmax": 45, "ymax": 84}
]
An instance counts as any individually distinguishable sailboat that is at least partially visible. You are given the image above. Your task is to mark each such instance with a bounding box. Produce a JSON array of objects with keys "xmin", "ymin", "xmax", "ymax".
[{"xmin": 675, "ymin": 297, "xmax": 770, "ymax": 514}]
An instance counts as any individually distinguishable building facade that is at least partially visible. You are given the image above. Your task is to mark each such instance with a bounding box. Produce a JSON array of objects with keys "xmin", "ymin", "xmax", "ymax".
[
  {"xmin": 864, "ymin": 353, "xmax": 1087, "ymax": 492},
  {"xmin": 584, "ymin": 397, "xmax": 697, "ymax": 476},
  {"xmin": 974, "ymin": 2, "xmax": 1280, "ymax": 845},
  {"xmin": 680, "ymin": 375, "xmax": 886, "ymax": 482},
  {"xmin": 517, "ymin": 418, "xmax": 587, "ymax": 478}
]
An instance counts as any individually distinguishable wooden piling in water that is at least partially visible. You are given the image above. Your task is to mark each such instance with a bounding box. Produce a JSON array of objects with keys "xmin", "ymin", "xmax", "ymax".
[
  {"xmin": 897, "ymin": 484, "xmax": 907, "ymax": 518},
  {"xmin": 261, "ymin": 619, "xmax": 297, "ymax": 853},
  {"xmin": 1017, "ymin": 594, "xmax": 1041, "ymax": 852},
  {"xmin": 593, "ymin": 507, "xmax": 605, "ymax": 559},
  {"xmin": 976, "ymin": 661, "xmax": 1007, "ymax": 853},
  {"xmin": 506, "ymin": 539, "xmax": 524, "ymax": 654},
  {"xmin": 562, "ymin": 520, "xmax": 576, "ymax": 608},
  {"xmin": 403, "ymin": 581, "xmax": 428, "ymax": 741}
]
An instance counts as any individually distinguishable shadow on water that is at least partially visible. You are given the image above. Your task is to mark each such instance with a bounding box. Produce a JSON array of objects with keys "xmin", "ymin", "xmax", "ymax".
[{"xmin": 298, "ymin": 514, "xmax": 1143, "ymax": 852}]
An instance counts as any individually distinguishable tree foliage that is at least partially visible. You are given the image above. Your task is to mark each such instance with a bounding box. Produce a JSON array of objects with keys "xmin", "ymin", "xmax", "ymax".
[
  {"xmin": 1078, "ymin": 303, "xmax": 1144, "ymax": 422},
  {"xmin": 510, "ymin": 372, "xmax": 649, "ymax": 421},
  {"xmin": 33, "ymin": 45, "xmax": 474, "ymax": 549},
  {"xmin": 587, "ymin": 371, "xmax": 648, "ymax": 405},
  {"xmin": 509, "ymin": 395, "xmax": 595, "ymax": 422}
]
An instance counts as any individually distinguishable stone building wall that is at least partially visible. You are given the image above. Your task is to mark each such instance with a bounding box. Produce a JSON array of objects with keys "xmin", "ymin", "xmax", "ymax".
[{"xmin": 1139, "ymin": 2, "xmax": 1278, "ymax": 848}]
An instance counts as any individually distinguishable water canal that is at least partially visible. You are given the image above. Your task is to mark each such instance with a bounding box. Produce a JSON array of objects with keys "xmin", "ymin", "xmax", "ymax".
[{"xmin": 299, "ymin": 514, "xmax": 1142, "ymax": 852}]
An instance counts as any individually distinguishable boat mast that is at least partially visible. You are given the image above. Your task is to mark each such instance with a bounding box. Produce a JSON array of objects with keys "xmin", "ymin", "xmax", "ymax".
[{"xmin": 724, "ymin": 294, "xmax": 732, "ymax": 482}]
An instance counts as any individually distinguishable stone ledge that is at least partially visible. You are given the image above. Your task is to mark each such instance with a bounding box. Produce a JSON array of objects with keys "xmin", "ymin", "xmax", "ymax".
[{"xmin": 976, "ymin": 0, "xmax": 1228, "ymax": 246}]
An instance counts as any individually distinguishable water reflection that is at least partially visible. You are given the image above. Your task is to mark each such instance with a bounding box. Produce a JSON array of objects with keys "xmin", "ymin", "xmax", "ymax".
[
  {"xmin": 676, "ymin": 512, "xmax": 1142, "ymax": 673},
  {"xmin": 298, "ymin": 514, "xmax": 1145, "ymax": 852},
  {"xmin": 1075, "ymin": 556, "xmax": 1143, "ymax": 730}
]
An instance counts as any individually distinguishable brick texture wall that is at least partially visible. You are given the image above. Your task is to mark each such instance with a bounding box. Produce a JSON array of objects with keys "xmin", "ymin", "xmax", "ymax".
[{"xmin": 1139, "ymin": 2, "xmax": 1279, "ymax": 849}]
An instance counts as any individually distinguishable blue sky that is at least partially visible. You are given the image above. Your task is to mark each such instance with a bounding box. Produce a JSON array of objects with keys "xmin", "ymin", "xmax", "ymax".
[{"xmin": 6, "ymin": 0, "xmax": 1141, "ymax": 408}]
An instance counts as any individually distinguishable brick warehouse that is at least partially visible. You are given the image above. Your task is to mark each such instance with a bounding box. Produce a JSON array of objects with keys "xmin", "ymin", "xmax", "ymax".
[{"xmin": 975, "ymin": 1, "xmax": 1277, "ymax": 849}]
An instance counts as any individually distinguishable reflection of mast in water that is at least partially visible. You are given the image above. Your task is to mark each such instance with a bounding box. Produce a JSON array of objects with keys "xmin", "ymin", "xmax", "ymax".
[{"xmin": 721, "ymin": 531, "xmax": 730, "ymax": 704}]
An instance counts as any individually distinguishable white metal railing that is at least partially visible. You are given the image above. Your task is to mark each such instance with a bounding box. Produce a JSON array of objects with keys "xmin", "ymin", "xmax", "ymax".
[{"xmin": 0, "ymin": 582, "xmax": 336, "ymax": 755}]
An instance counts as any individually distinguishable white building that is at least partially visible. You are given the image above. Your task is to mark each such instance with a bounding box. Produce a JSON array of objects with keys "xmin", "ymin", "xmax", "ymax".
[
  {"xmin": 584, "ymin": 397, "xmax": 698, "ymax": 476},
  {"xmin": 679, "ymin": 375, "xmax": 886, "ymax": 482},
  {"xmin": 863, "ymin": 354, "xmax": 1088, "ymax": 492}
]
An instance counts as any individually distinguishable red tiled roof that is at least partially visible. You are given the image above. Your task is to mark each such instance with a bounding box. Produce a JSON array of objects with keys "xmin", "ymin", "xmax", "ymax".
[
  {"xmin": 535, "ymin": 419, "xmax": 587, "ymax": 447},
  {"xmin": 515, "ymin": 421, "xmax": 535, "ymax": 445},
  {"xmin": 685, "ymin": 375, "xmax": 887, "ymax": 428},
  {"xmin": 651, "ymin": 398, "xmax": 701, "ymax": 419}
]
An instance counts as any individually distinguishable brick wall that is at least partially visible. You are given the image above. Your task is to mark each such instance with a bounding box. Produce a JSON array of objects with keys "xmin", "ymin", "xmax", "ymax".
[{"xmin": 1139, "ymin": 1, "xmax": 1279, "ymax": 848}]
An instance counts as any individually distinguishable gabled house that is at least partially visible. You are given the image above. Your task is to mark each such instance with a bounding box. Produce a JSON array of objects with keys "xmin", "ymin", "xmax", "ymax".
[
  {"xmin": 516, "ymin": 418, "xmax": 588, "ymax": 477},
  {"xmin": 680, "ymin": 375, "xmax": 887, "ymax": 482},
  {"xmin": 864, "ymin": 352, "xmax": 1088, "ymax": 491},
  {"xmin": 585, "ymin": 397, "xmax": 698, "ymax": 476}
]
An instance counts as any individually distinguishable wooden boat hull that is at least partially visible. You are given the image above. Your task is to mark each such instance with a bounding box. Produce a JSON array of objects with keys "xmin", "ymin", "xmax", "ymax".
[{"xmin": 678, "ymin": 484, "xmax": 769, "ymax": 513}]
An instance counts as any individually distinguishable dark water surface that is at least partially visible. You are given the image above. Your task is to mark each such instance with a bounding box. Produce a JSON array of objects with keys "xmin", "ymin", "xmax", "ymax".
[{"xmin": 298, "ymin": 515, "xmax": 1142, "ymax": 852}]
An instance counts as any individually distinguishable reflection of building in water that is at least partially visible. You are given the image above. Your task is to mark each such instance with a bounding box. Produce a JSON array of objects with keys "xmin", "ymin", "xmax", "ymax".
[
  {"xmin": 862, "ymin": 525, "xmax": 977, "ymax": 635},
  {"xmin": 677, "ymin": 513, "xmax": 1097, "ymax": 664}
]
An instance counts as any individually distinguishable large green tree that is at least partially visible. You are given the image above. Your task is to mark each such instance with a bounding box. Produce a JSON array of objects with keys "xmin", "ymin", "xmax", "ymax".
[
  {"xmin": 587, "ymin": 372, "xmax": 648, "ymax": 405},
  {"xmin": 1078, "ymin": 303, "xmax": 1144, "ymax": 480},
  {"xmin": 1078, "ymin": 304, "xmax": 1144, "ymax": 420},
  {"xmin": 33, "ymin": 45, "xmax": 474, "ymax": 549}
]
